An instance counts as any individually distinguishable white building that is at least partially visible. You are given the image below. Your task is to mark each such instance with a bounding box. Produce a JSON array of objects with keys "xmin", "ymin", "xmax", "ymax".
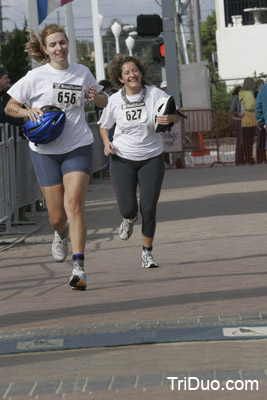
[{"xmin": 215, "ymin": 0, "xmax": 267, "ymax": 89}]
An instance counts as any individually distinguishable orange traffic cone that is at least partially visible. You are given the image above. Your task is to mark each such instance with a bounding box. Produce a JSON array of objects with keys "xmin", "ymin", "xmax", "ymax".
[{"xmin": 192, "ymin": 132, "xmax": 210, "ymax": 157}]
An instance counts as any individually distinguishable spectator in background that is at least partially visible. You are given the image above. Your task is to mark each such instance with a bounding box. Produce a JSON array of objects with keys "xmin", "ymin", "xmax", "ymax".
[
  {"xmin": 254, "ymin": 79, "xmax": 266, "ymax": 163},
  {"xmin": 98, "ymin": 80, "xmax": 118, "ymax": 143},
  {"xmin": 95, "ymin": 79, "xmax": 114, "ymax": 120},
  {"xmin": 230, "ymin": 85, "xmax": 244, "ymax": 165},
  {"xmin": 0, "ymin": 67, "xmax": 24, "ymax": 126},
  {"xmin": 254, "ymin": 79, "xmax": 265, "ymax": 98},
  {"xmin": 95, "ymin": 79, "xmax": 117, "ymax": 175},
  {"xmin": 160, "ymin": 80, "xmax": 167, "ymax": 93},
  {"xmin": 239, "ymin": 77, "xmax": 257, "ymax": 165},
  {"xmin": 255, "ymin": 80, "xmax": 267, "ymax": 163},
  {"xmin": 99, "ymin": 79, "xmax": 114, "ymax": 95}
]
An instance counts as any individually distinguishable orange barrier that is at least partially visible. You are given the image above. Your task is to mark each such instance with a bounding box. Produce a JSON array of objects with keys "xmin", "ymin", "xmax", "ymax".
[{"xmin": 192, "ymin": 132, "xmax": 210, "ymax": 157}]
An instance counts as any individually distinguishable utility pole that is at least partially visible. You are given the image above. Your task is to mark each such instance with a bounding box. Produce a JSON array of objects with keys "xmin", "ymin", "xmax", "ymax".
[
  {"xmin": 0, "ymin": 0, "xmax": 6, "ymax": 44},
  {"xmin": 188, "ymin": 0, "xmax": 195, "ymax": 62},
  {"xmin": 193, "ymin": 0, "xmax": 202, "ymax": 62},
  {"xmin": 0, "ymin": 0, "xmax": 2, "ymax": 43},
  {"xmin": 91, "ymin": 0, "xmax": 105, "ymax": 81},
  {"xmin": 162, "ymin": 0, "xmax": 181, "ymax": 106}
]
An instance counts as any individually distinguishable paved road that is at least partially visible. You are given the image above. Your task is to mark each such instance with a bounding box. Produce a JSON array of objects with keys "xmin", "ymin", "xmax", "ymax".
[{"xmin": 1, "ymin": 165, "xmax": 267, "ymax": 399}]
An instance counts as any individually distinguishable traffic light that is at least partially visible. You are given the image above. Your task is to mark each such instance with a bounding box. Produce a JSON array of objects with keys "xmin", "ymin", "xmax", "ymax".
[
  {"xmin": 137, "ymin": 14, "xmax": 163, "ymax": 37},
  {"xmin": 152, "ymin": 42, "xmax": 165, "ymax": 63},
  {"xmin": 160, "ymin": 43, "xmax": 165, "ymax": 58}
]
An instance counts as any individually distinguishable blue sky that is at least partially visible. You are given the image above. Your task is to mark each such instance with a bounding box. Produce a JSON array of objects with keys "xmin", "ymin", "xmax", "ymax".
[{"xmin": 3, "ymin": 0, "xmax": 215, "ymax": 40}]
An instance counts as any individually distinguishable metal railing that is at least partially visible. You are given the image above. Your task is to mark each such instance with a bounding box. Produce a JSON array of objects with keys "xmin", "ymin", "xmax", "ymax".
[
  {"xmin": 0, "ymin": 123, "xmax": 43, "ymax": 234},
  {"xmin": 0, "ymin": 120, "xmax": 107, "ymax": 235},
  {"xmin": 224, "ymin": 0, "xmax": 267, "ymax": 26},
  {"xmin": 162, "ymin": 108, "xmax": 264, "ymax": 167}
]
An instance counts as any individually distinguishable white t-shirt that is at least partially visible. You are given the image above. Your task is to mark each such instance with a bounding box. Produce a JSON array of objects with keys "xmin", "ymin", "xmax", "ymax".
[
  {"xmin": 8, "ymin": 63, "xmax": 103, "ymax": 154},
  {"xmin": 98, "ymin": 85, "xmax": 168, "ymax": 161}
]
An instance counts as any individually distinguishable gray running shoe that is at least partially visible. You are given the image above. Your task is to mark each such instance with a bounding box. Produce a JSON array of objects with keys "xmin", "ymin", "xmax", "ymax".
[
  {"xmin": 52, "ymin": 222, "xmax": 69, "ymax": 262},
  {"xmin": 141, "ymin": 249, "xmax": 159, "ymax": 268},
  {"xmin": 119, "ymin": 216, "xmax": 137, "ymax": 240},
  {"xmin": 69, "ymin": 261, "xmax": 87, "ymax": 290}
]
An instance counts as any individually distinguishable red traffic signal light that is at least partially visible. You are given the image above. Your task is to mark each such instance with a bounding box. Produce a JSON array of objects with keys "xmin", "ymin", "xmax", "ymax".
[
  {"xmin": 152, "ymin": 42, "xmax": 165, "ymax": 63},
  {"xmin": 160, "ymin": 43, "xmax": 165, "ymax": 58}
]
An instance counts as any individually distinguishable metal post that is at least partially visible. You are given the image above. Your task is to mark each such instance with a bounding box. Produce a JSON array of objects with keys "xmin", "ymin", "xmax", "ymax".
[
  {"xmin": 27, "ymin": 0, "xmax": 39, "ymax": 68},
  {"xmin": 193, "ymin": 0, "xmax": 202, "ymax": 62},
  {"xmin": 162, "ymin": 0, "xmax": 181, "ymax": 106},
  {"xmin": 65, "ymin": 2, "xmax": 77, "ymax": 63},
  {"xmin": 91, "ymin": 0, "xmax": 105, "ymax": 81}
]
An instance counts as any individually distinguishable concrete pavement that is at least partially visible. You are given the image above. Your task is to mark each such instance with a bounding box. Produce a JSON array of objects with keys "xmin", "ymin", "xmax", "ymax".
[{"xmin": 1, "ymin": 164, "xmax": 267, "ymax": 399}]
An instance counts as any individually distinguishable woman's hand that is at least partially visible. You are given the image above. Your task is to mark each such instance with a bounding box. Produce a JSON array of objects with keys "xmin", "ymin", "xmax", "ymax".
[
  {"xmin": 156, "ymin": 114, "xmax": 181, "ymax": 125},
  {"xmin": 104, "ymin": 141, "xmax": 115, "ymax": 156},
  {"xmin": 86, "ymin": 86, "xmax": 97, "ymax": 102},
  {"xmin": 26, "ymin": 107, "xmax": 44, "ymax": 124},
  {"xmin": 86, "ymin": 87, "xmax": 108, "ymax": 108}
]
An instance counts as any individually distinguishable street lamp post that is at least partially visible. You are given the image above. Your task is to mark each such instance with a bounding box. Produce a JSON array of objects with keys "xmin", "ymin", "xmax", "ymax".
[
  {"xmin": 125, "ymin": 34, "xmax": 135, "ymax": 56},
  {"xmin": 91, "ymin": 0, "xmax": 105, "ymax": 81},
  {"xmin": 111, "ymin": 21, "xmax": 122, "ymax": 54}
]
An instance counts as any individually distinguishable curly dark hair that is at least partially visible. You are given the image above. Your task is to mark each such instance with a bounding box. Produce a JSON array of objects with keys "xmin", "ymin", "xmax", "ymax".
[
  {"xmin": 108, "ymin": 55, "xmax": 149, "ymax": 88},
  {"xmin": 232, "ymin": 85, "xmax": 242, "ymax": 96}
]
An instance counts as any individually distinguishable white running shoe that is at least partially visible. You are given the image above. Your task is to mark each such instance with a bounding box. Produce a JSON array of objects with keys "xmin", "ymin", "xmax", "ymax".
[
  {"xmin": 119, "ymin": 216, "xmax": 137, "ymax": 240},
  {"xmin": 52, "ymin": 223, "xmax": 69, "ymax": 263},
  {"xmin": 141, "ymin": 249, "xmax": 159, "ymax": 268},
  {"xmin": 69, "ymin": 261, "xmax": 87, "ymax": 290}
]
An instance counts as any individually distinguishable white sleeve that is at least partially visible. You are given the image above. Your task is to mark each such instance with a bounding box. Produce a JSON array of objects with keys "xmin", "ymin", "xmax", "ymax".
[
  {"xmin": 7, "ymin": 72, "xmax": 33, "ymax": 105},
  {"xmin": 97, "ymin": 99, "xmax": 116, "ymax": 129},
  {"xmin": 86, "ymin": 69, "xmax": 104, "ymax": 93}
]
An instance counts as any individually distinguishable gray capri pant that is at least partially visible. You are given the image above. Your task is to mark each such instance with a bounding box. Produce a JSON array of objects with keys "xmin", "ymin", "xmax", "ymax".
[
  {"xmin": 110, "ymin": 153, "xmax": 165, "ymax": 238},
  {"xmin": 30, "ymin": 144, "xmax": 93, "ymax": 187}
]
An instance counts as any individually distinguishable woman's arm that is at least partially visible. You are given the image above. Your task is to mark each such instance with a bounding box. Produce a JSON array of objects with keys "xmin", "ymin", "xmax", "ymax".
[
  {"xmin": 86, "ymin": 87, "xmax": 108, "ymax": 108},
  {"xmin": 99, "ymin": 125, "xmax": 115, "ymax": 156},
  {"xmin": 5, "ymin": 98, "xmax": 44, "ymax": 123}
]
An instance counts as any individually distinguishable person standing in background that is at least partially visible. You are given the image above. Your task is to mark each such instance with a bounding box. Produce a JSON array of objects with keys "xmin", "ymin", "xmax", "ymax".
[
  {"xmin": 239, "ymin": 77, "xmax": 257, "ymax": 165},
  {"xmin": 254, "ymin": 79, "xmax": 266, "ymax": 163},
  {"xmin": 160, "ymin": 81, "xmax": 167, "ymax": 93},
  {"xmin": 230, "ymin": 85, "xmax": 244, "ymax": 165},
  {"xmin": 255, "ymin": 80, "xmax": 267, "ymax": 164},
  {"xmin": 0, "ymin": 67, "xmax": 25, "ymax": 126}
]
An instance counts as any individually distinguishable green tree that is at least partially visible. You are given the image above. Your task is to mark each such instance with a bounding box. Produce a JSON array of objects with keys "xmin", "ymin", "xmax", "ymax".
[
  {"xmin": 76, "ymin": 40, "xmax": 96, "ymax": 76},
  {"xmin": 200, "ymin": 10, "xmax": 231, "ymax": 110},
  {"xmin": 200, "ymin": 10, "xmax": 217, "ymax": 66},
  {"xmin": 0, "ymin": 22, "xmax": 30, "ymax": 84},
  {"xmin": 211, "ymin": 80, "xmax": 232, "ymax": 110}
]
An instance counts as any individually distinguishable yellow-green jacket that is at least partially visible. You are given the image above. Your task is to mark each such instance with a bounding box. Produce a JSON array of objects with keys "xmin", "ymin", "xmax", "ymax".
[{"xmin": 238, "ymin": 90, "xmax": 257, "ymax": 127}]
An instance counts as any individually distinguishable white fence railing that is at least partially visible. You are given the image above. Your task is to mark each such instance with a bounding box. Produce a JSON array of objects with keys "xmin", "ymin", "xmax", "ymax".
[
  {"xmin": 0, "ymin": 121, "xmax": 106, "ymax": 235},
  {"xmin": 0, "ymin": 123, "xmax": 43, "ymax": 234}
]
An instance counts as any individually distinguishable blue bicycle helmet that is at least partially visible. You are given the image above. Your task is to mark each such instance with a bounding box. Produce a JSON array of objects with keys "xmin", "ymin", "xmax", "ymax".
[{"xmin": 23, "ymin": 105, "xmax": 66, "ymax": 145}]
